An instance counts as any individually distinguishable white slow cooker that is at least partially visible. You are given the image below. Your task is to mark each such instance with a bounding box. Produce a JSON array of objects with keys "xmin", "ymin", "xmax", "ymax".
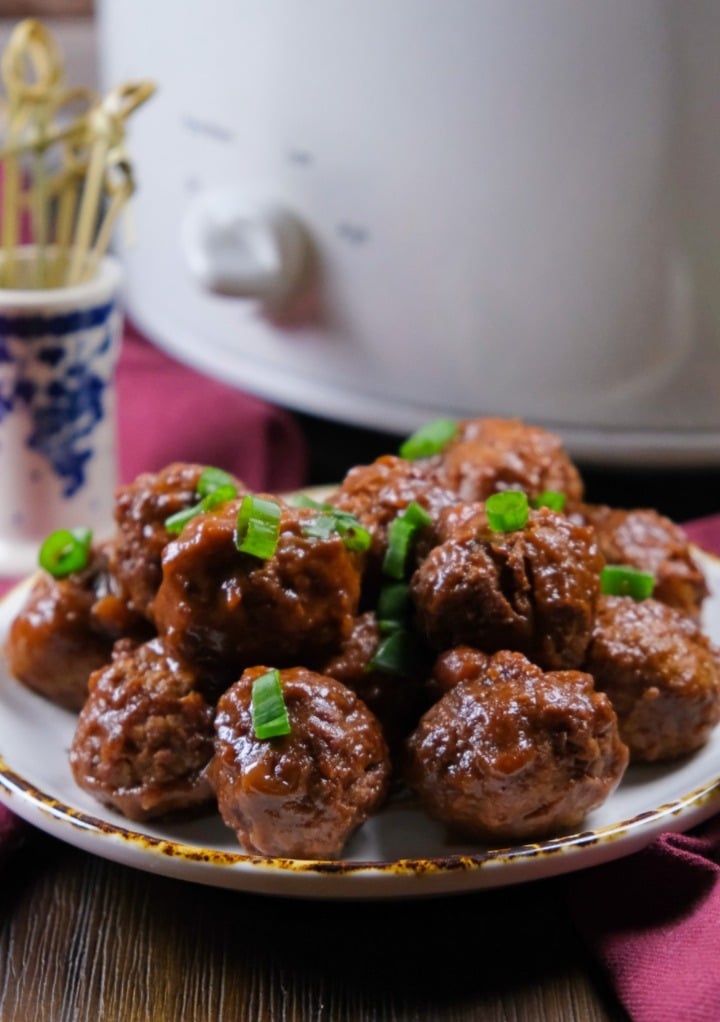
[{"xmin": 97, "ymin": 0, "xmax": 720, "ymax": 465}]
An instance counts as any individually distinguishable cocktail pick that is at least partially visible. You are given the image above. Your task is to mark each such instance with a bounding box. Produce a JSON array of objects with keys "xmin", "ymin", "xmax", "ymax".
[
  {"xmin": 84, "ymin": 146, "xmax": 135, "ymax": 281},
  {"xmin": 0, "ymin": 19, "xmax": 155, "ymax": 289},
  {"xmin": 43, "ymin": 86, "xmax": 97, "ymax": 285},
  {"xmin": 0, "ymin": 18, "xmax": 64, "ymax": 287},
  {"xmin": 66, "ymin": 79, "xmax": 155, "ymax": 285}
]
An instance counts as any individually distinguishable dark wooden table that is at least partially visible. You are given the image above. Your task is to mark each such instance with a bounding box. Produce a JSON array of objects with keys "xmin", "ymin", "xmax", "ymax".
[
  {"xmin": 3, "ymin": 416, "xmax": 718, "ymax": 1022},
  {"xmin": 0, "ymin": 826, "xmax": 627, "ymax": 1022}
]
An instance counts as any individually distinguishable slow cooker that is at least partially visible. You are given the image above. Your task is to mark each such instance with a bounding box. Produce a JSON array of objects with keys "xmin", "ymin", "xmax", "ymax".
[{"xmin": 97, "ymin": 0, "xmax": 720, "ymax": 465}]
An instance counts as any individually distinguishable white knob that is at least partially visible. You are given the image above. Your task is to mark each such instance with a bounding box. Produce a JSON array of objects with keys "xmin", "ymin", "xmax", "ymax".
[{"xmin": 181, "ymin": 187, "xmax": 309, "ymax": 306}]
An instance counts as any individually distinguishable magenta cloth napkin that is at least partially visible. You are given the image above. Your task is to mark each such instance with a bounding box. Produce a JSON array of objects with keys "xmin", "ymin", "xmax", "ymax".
[
  {"xmin": 117, "ymin": 321, "xmax": 307, "ymax": 491},
  {"xmin": 0, "ymin": 319, "xmax": 308, "ymax": 858},
  {"xmin": 566, "ymin": 516, "xmax": 720, "ymax": 1022}
]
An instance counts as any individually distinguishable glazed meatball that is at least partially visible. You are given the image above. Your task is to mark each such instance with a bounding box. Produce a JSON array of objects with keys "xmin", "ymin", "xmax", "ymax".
[
  {"xmin": 404, "ymin": 650, "xmax": 628, "ymax": 842},
  {"xmin": 209, "ymin": 666, "xmax": 391, "ymax": 859},
  {"xmin": 154, "ymin": 497, "xmax": 364, "ymax": 681},
  {"xmin": 411, "ymin": 505, "xmax": 604, "ymax": 670},
  {"xmin": 436, "ymin": 417, "xmax": 584, "ymax": 504},
  {"xmin": 321, "ymin": 611, "xmax": 432, "ymax": 753},
  {"xmin": 429, "ymin": 645, "xmax": 492, "ymax": 700},
  {"xmin": 113, "ymin": 462, "xmax": 245, "ymax": 622},
  {"xmin": 69, "ymin": 636, "xmax": 216, "ymax": 821},
  {"xmin": 570, "ymin": 503, "xmax": 708, "ymax": 619},
  {"xmin": 5, "ymin": 544, "xmax": 149, "ymax": 712},
  {"xmin": 583, "ymin": 596, "xmax": 720, "ymax": 762},
  {"xmin": 330, "ymin": 455, "xmax": 458, "ymax": 585}
]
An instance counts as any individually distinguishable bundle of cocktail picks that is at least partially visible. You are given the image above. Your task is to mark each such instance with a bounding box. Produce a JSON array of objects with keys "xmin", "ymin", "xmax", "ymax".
[{"xmin": 0, "ymin": 18, "xmax": 155, "ymax": 289}]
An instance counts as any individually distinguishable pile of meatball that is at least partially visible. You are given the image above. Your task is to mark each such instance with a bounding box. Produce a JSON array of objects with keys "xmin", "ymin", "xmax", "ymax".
[{"xmin": 5, "ymin": 417, "xmax": 719, "ymax": 860}]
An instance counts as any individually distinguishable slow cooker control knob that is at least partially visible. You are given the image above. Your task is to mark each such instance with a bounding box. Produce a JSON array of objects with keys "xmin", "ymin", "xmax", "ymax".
[{"xmin": 181, "ymin": 188, "xmax": 309, "ymax": 306}]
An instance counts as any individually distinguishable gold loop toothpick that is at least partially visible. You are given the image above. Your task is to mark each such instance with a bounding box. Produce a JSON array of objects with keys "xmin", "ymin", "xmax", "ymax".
[
  {"xmin": 1, "ymin": 18, "xmax": 63, "ymax": 107},
  {"xmin": 0, "ymin": 18, "xmax": 155, "ymax": 288}
]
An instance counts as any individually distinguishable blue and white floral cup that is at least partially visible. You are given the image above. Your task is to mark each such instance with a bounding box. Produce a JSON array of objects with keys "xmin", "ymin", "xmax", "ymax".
[{"xmin": 0, "ymin": 248, "xmax": 123, "ymax": 577}]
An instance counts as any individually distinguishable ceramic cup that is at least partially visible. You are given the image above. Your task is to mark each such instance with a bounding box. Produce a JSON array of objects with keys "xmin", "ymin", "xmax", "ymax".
[{"xmin": 0, "ymin": 248, "xmax": 123, "ymax": 577}]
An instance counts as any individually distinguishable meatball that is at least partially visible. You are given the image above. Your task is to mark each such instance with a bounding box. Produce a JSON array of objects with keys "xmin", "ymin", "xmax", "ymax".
[
  {"xmin": 69, "ymin": 636, "xmax": 216, "ymax": 821},
  {"xmin": 209, "ymin": 666, "xmax": 391, "ymax": 859},
  {"xmin": 404, "ymin": 650, "xmax": 628, "ymax": 842},
  {"xmin": 436, "ymin": 417, "xmax": 584, "ymax": 504},
  {"xmin": 570, "ymin": 503, "xmax": 708, "ymax": 619},
  {"xmin": 321, "ymin": 611, "xmax": 432, "ymax": 753},
  {"xmin": 411, "ymin": 505, "xmax": 603, "ymax": 670},
  {"xmin": 583, "ymin": 596, "xmax": 720, "ymax": 762},
  {"xmin": 154, "ymin": 497, "xmax": 363, "ymax": 681},
  {"xmin": 429, "ymin": 645, "xmax": 492, "ymax": 700},
  {"xmin": 329, "ymin": 454, "xmax": 458, "ymax": 586},
  {"xmin": 5, "ymin": 543, "xmax": 149, "ymax": 712},
  {"xmin": 113, "ymin": 462, "xmax": 245, "ymax": 622}
]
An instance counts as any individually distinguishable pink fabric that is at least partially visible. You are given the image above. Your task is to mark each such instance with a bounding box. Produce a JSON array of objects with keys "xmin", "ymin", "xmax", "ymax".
[
  {"xmin": 567, "ymin": 818, "xmax": 720, "ymax": 1022},
  {"xmin": 117, "ymin": 321, "xmax": 307, "ymax": 491},
  {"xmin": 683, "ymin": 516, "xmax": 720, "ymax": 559}
]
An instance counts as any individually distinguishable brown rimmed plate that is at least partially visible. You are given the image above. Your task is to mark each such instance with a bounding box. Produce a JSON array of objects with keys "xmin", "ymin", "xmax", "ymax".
[{"xmin": 0, "ymin": 551, "xmax": 719, "ymax": 900}]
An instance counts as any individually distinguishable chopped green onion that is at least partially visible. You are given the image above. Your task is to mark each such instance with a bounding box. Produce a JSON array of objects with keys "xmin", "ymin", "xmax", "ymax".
[
  {"xmin": 297, "ymin": 498, "xmax": 372, "ymax": 552},
  {"xmin": 164, "ymin": 483, "xmax": 239, "ymax": 535},
  {"xmin": 251, "ymin": 669, "xmax": 291, "ymax": 739},
  {"xmin": 333, "ymin": 514, "xmax": 372, "ymax": 552},
  {"xmin": 197, "ymin": 466, "xmax": 236, "ymax": 497},
  {"xmin": 382, "ymin": 501, "xmax": 433, "ymax": 580},
  {"xmin": 291, "ymin": 494, "xmax": 326, "ymax": 511},
  {"xmin": 377, "ymin": 618, "xmax": 404, "ymax": 635},
  {"xmin": 235, "ymin": 494, "xmax": 281, "ymax": 559},
  {"xmin": 164, "ymin": 467, "xmax": 239, "ymax": 534},
  {"xmin": 486, "ymin": 490, "xmax": 529, "ymax": 532},
  {"xmin": 292, "ymin": 494, "xmax": 328, "ymax": 510},
  {"xmin": 302, "ymin": 513, "xmax": 337, "ymax": 542},
  {"xmin": 377, "ymin": 582, "xmax": 410, "ymax": 622},
  {"xmin": 403, "ymin": 502, "xmax": 433, "ymax": 529},
  {"xmin": 368, "ymin": 630, "xmax": 423, "ymax": 676},
  {"xmin": 201, "ymin": 483, "xmax": 238, "ymax": 511},
  {"xmin": 399, "ymin": 418, "xmax": 458, "ymax": 460},
  {"xmin": 38, "ymin": 527, "xmax": 93, "ymax": 578},
  {"xmin": 531, "ymin": 490, "xmax": 567, "ymax": 512},
  {"xmin": 164, "ymin": 505, "xmax": 199, "ymax": 535},
  {"xmin": 601, "ymin": 564, "xmax": 655, "ymax": 600}
]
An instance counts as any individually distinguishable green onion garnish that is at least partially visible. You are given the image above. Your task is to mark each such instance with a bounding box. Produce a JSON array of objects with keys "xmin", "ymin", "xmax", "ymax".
[
  {"xmin": 399, "ymin": 418, "xmax": 458, "ymax": 460},
  {"xmin": 295, "ymin": 496, "xmax": 371, "ymax": 552},
  {"xmin": 377, "ymin": 582, "xmax": 410, "ymax": 622},
  {"xmin": 197, "ymin": 466, "xmax": 236, "ymax": 497},
  {"xmin": 486, "ymin": 490, "xmax": 529, "ymax": 532},
  {"xmin": 201, "ymin": 483, "xmax": 238, "ymax": 510},
  {"xmin": 164, "ymin": 483, "xmax": 239, "ymax": 535},
  {"xmin": 164, "ymin": 466, "xmax": 239, "ymax": 534},
  {"xmin": 383, "ymin": 501, "xmax": 433, "ymax": 580},
  {"xmin": 38, "ymin": 527, "xmax": 93, "ymax": 578},
  {"xmin": 235, "ymin": 494, "xmax": 282, "ymax": 559},
  {"xmin": 302, "ymin": 513, "xmax": 337, "ymax": 542},
  {"xmin": 164, "ymin": 505, "xmax": 200, "ymax": 535},
  {"xmin": 531, "ymin": 490, "xmax": 567, "ymax": 512},
  {"xmin": 600, "ymin": 564, "xmax": 655, "ymax": 600},
  {"xmin": 368, "ymin": 630, "xmax": 423, "ymax": 676},
  {"xmin": 377, "ymin": 618, "xmax": 405, "ymax": 635},
  {"xmin": 292, "ymin": 494, "xmax": 329, "ymax": 511},
  {"xmin": 334, "ymin": 513, "xmax": 372, "ymax": 552},
  {"xmin": 251, "ymin": 669, "xmax": 291, "ymax": 739}
]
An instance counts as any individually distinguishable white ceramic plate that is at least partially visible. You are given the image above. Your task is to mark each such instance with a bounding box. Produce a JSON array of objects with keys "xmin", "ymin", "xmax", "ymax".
[{"xmin": 1, "ymin": 551, "xmax": 719, "ymax": 900}]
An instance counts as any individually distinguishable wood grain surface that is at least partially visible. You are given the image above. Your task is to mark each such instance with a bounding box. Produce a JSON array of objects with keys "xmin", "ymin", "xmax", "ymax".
[{"xmin": 0, "ymin": 827, "xmax": 629, "ymax": 1022}]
